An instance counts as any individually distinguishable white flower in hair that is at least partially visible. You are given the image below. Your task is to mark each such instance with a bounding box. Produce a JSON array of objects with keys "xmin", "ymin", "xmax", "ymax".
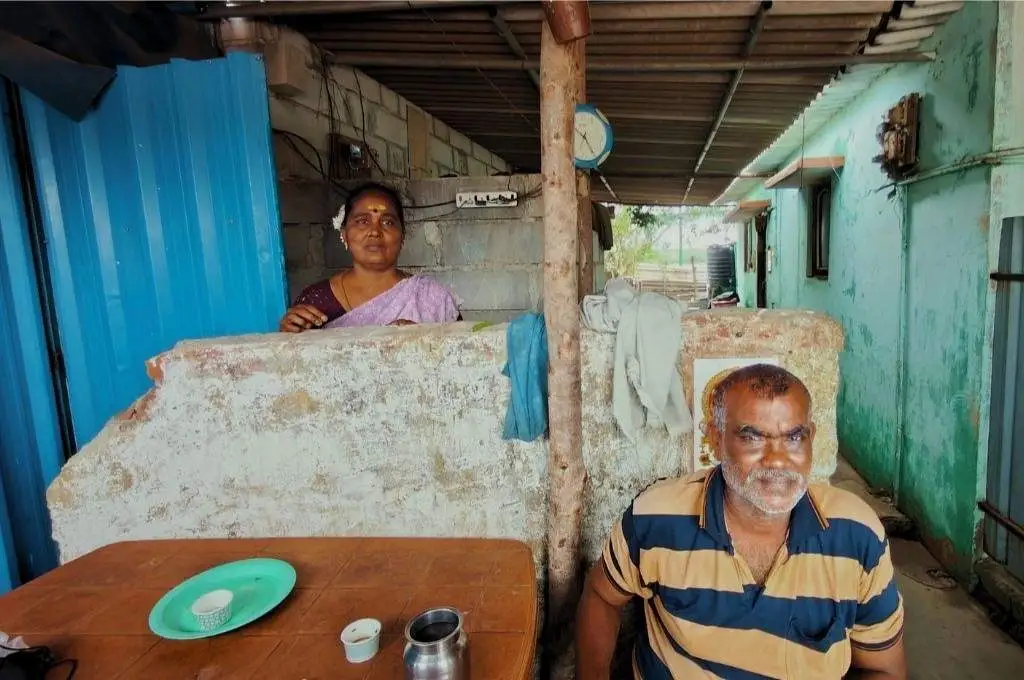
[{"xmin": 332, "ymin": 205, "xmax": 346, "ymax": 232}]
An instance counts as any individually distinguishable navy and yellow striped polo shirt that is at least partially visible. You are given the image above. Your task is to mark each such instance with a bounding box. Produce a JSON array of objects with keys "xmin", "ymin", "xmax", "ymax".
[{"xmin": 602, "ymin": 466, "xmax": 904, "ymax": 679}]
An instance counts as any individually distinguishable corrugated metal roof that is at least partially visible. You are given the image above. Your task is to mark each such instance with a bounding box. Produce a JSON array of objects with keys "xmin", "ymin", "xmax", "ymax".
[
  {"xmin": 715, "ymin": 0, "xmax": 963, "ymax": 204},
  {"xmin": 21, "ymin": 52, "xmax": 287, "ymax": 445},
  {"xmin": 190, "ymin": 0, "xmax": 937, "ymax": 205}
]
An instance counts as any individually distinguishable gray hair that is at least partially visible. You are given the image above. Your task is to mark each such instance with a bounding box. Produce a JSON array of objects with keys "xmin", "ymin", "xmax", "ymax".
[{"xmin": 710, "ymin": 364, "xmax": 811, "ymax": 430}]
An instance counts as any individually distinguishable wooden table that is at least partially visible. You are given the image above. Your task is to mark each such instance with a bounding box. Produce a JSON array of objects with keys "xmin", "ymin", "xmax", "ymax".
[{"xmin": 0, "ymin": 538, "xmax": 538, "ymax": 679}]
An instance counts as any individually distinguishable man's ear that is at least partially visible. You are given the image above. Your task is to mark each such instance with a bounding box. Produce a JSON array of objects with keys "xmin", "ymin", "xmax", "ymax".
[{"xmin": 704, "ymin": 420, "xmax": 722, "ymax": 453}]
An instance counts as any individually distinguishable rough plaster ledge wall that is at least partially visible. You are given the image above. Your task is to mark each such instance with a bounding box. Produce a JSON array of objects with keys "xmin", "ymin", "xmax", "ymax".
[{"xmin": 47, "ymin": 310, "xmax": 842, "ymax": 566}]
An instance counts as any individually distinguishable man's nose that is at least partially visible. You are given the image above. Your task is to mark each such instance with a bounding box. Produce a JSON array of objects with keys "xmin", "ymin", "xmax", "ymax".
[{"xmin": 762, "ymin": 438, "xmax": 789, "ymax": 467}]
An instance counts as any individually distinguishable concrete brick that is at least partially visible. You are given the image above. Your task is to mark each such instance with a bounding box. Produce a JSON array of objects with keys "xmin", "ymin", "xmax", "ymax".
[
  {"xmin": 471, "ymin": 142, "xmax": 491, "ymax": 164},
  {"xmin": 380, "ymin": 86, "xmax": 400, "ymax": 116},
  {"xmin": 354, "ymin": 70, "xmax": 381, "ymax": 103},
  {"xmin": 371, "ymin": 107, "xmax": 408, "ymax": 148},
  {"xmin": 433, "ymin": 117, "xmax": 450, "ymax": 142},
  {"xmin": 467, "ymin": 158, "xmax": 488, "ymax": 177},
  {"xmin": 286, "ymin": 266, "xmax": 328, "ymax": 303},
  {"xmin": 450, "ymin": 132, "xmax": 473, "ymax": 154},
  {"xmin": 453, "ymin": 149, "xmax": 469, "ymax": 175},
  {"xmin": 322, "ymin": 227, "xmax": 352, "ymax": 269},
  {"xmin": 343, "ymin": 92, "xmax": 366, "ymax": 129},
  {"xmin": 387, "ymin": 145, "xmax": 409, "ymax": 177},
  {"xmin": 429, "ymin": 137, "xmax": 452, "ymax": 169},
  {"xmin": 278, "ymin": 181, "xmax": 331, "ymax": 224},
  {"xmin": 439, "ymin": 219, "xmax": 544, "ymax": 266},
  {"xmin": 282, "ymin": 223, "xmax": 314, "ymax": 268},
  {"xmin": 402, "ymin": 174, "xmax": 543, "ymax": 221},
  {"xmin": 272, "ymin": 135, "xmax": 321, "ymax": 182},
  {"xmin": 332, "ymin": 65, "xmax": 358, "ymax": 92},
  {"xmin": 427, "ymin": 268, "xmax": 542, "ymax": 311},
  {"xmin": 396, "ymin": 220, "xmax": 443, "ymax": 268},
  {"xmin": 490, "ymin": 154, "xmax": 509, "ymax": 172}
]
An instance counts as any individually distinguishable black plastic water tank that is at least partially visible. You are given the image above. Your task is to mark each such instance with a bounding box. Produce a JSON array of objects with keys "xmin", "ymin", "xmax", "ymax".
[{"xmin": 707, "ymin": 244, "xmax": 736, "ymax": 297}]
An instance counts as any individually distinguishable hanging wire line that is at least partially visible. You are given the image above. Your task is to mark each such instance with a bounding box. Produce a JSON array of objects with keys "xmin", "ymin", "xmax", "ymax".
[
  {"xmin": 281, "ymin": 11, "xmax": 544, "ymax": 213},
  {"xmin": 419, "ymin": 7, "xmax": 540, "ymax": 135}
]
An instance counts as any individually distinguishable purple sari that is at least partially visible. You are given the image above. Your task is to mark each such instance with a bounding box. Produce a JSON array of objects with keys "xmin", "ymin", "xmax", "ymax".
[{"xmin": 324, "ymin": 275, "xmax": 460, "ymax": 328}]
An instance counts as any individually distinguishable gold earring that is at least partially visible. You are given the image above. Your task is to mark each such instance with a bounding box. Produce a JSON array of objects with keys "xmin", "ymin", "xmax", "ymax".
[{"xmin": 699, "ymin": 437, "xmax": 715, "ymax": 467}]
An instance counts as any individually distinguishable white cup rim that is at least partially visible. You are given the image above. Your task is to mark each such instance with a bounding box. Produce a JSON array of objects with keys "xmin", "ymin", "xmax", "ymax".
[
  {"xmin": 191, "ymin": 589, "xmax": 234, "ymax": 616},
  {"xmin": 340, "ymin": 618, "xmax": 382, "ymax": 645}
]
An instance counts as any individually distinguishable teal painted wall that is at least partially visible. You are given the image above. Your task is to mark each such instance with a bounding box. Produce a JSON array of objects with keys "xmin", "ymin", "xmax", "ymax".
[{"xmin": 737, "ymin": 2, "xmax": 997, "ymax": 576}]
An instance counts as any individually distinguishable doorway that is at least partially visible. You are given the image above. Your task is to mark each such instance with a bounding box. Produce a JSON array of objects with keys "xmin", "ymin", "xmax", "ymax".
[
  {"xmin": 755, "ymin": 213, "xmax": 768, "ymax": 309},
  {"xmin": 984, "ymin": 216, "xmax": 1024, "ymax": 582}
]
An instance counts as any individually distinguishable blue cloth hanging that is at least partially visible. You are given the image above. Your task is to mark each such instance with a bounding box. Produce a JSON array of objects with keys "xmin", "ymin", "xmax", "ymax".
[{"xmin": 502, "ymin": 312, "xmax": 549, "ymax": 442}]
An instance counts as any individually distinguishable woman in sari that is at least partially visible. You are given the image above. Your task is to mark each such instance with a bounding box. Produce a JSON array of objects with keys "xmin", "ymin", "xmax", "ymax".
[{"xmin": 279, "ymin": 182, "xmax": 461, "ymax": 332}]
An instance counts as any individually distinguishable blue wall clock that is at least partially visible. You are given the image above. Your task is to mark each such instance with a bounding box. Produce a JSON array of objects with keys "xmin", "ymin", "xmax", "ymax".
[{"xmin": 574, "ymin": 103, "xmax": 613, "ymax": 170}]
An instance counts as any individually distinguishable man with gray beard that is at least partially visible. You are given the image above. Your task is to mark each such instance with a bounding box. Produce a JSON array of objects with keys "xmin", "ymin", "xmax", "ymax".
[{"xmin": 576, "ymin": 364, "xmax": 907, "ymax": 679}]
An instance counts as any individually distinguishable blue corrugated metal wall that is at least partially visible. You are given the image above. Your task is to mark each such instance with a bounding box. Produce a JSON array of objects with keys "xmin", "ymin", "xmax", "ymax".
[
  {"xmin": 0, "ymin": 90, "xmax": 63, "ymax": 585},
  {"xmin": 22, "ymin": 53, "xmax": 287, "ymax": 446}
]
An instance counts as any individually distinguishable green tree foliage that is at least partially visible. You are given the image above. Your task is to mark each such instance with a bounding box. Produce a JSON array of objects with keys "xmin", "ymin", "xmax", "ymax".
[{"xmin": 605, "ymin": 205, "xmax": 729, "ymax": 278}]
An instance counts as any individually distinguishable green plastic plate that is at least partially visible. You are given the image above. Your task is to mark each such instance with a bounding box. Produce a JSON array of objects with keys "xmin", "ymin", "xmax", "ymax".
[{"xmin": 148, "ymin": 558, "xmax": 297, "ymax": 640}]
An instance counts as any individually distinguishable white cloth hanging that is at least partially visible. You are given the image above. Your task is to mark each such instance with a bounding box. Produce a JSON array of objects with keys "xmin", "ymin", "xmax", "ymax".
[{"xmin": 582, "ymin": 279, "xmax": 693, "ymax": 441}]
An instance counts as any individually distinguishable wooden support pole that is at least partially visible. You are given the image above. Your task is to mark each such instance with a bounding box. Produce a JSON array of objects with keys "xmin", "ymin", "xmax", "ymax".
[
  {"xmin": 578, "ymin": 173, "xmax": 593, "ymax": 299},
  {"xmin": 540, "ymin": 10, "xmax": 586, "ymax": 677},
  {"xmin": 576, "ymin": 42, "xmax": 593, "ymax": 300}
]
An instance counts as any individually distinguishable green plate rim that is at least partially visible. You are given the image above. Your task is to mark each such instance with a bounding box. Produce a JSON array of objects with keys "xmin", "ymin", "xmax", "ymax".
[{"xmin": 147, "ymin": 557, "xmax": 297, "ymax": 640}]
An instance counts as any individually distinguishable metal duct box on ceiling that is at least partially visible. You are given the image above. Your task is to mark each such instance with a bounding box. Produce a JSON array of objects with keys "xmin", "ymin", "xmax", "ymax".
[{"xmin": 265, "ymin": 35, "xmax": 309, "ymax": 98}]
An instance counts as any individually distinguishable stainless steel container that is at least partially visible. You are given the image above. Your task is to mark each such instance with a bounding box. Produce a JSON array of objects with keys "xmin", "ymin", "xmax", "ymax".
[{"xmin": 403, "ymin": 606, "xmax": 469, "ymax": 680}]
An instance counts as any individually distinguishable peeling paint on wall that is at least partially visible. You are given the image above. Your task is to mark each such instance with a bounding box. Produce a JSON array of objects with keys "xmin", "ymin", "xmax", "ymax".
[
  {"xmin": 47, "ymin": 311, "xmax": 844, "ymax": 574},
  {"xmin": 735, "ymin": 2, "xmax": 997, "ymax": 578}
]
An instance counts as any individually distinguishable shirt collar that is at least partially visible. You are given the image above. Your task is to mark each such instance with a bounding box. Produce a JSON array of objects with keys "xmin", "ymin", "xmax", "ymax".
[{"xmin": 699, "ymin": 465, "xmax": 829, "ymax": 551}]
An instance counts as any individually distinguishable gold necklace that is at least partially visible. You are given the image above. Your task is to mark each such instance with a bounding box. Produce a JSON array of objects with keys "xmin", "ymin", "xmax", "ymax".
[{"xmin": 338, "ymin": 272, "xmax": 353, "ymax": 311}]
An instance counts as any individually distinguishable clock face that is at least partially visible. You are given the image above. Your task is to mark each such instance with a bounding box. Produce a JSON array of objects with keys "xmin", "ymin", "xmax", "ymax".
[{"xmin": 574, "ymin": 105, "xmax": 613, "ymax": 169}]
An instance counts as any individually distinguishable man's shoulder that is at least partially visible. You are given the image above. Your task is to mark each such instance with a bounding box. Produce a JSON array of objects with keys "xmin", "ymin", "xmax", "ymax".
[
  {"xmin": 630, "ymin": 470, "xmax": 709, "ymax": 517},
  {"xmin": 810, "ymin": 483, "xmax": 888, "ymax": 543}
]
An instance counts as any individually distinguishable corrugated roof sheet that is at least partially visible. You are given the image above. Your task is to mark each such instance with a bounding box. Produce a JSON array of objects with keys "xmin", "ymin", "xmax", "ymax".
[
  {"xmin": 192, "ymin": 0, "xmax": 939, "ymax": 205},
  {"xmin": 715, "ymin": 0, "xmax": 963, "ymax": 204}
]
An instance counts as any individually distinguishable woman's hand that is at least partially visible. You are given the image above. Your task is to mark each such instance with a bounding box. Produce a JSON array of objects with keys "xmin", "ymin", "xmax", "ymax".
[{"xmin": 280, "ymin": 304, "xmax": 328, "ymax": 333}]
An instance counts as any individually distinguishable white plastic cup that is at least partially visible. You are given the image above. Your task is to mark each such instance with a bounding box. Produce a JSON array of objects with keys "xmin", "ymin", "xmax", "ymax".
[
  {"xmin": 340, "ymin": 618, "xmax": 382, "ymax": 663},
  {"xmin": 191, "ymin": 589, "xmax": 234, "ymax": 631}
]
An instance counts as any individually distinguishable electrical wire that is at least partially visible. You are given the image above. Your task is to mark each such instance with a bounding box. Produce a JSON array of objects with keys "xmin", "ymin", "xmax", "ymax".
[
  {"xmin": 295, "ymin": 39, "xmax": 544, "ymax": 213},
  {"xmin": 272, "ymin": 125, "xmax": 542, "ymax": 213},
  {"xmin": 273, "ymin": 128, "xmax": 327, "ymax": 180}
]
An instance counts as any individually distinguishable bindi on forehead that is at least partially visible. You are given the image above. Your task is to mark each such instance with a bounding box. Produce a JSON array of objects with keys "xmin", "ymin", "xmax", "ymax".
[{"xmin": 361, "ymin": 202, "xmax": 391, "ymax": 213}]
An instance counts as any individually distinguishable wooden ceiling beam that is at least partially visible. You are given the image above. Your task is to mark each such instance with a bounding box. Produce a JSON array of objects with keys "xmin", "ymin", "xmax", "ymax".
[
  {"xmin": 421, "ymin": 104, "xmax": 789, "ymax": 126},
  {"xmin": 330, "ymin": 52, "xmax": 933, "ymax": 71}
]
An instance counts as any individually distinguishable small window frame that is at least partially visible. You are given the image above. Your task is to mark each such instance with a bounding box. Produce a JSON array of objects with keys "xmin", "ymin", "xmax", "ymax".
[{"xmin": 807, "ymin": 179, "xmax": 832, "ymax": 279}]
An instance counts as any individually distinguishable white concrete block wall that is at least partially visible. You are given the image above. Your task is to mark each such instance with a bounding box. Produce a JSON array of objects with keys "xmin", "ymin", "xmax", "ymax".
[
  {"xmin": 262, "ymin": 26, "xmax": 508, "ymax": 183},
  {"xmin": 279, "ymin": 174, "xmax": 610, "ymax": 319},
  {"xmin": 46, "ymin": 310, "xmax": 844, "ymax": 566}
]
